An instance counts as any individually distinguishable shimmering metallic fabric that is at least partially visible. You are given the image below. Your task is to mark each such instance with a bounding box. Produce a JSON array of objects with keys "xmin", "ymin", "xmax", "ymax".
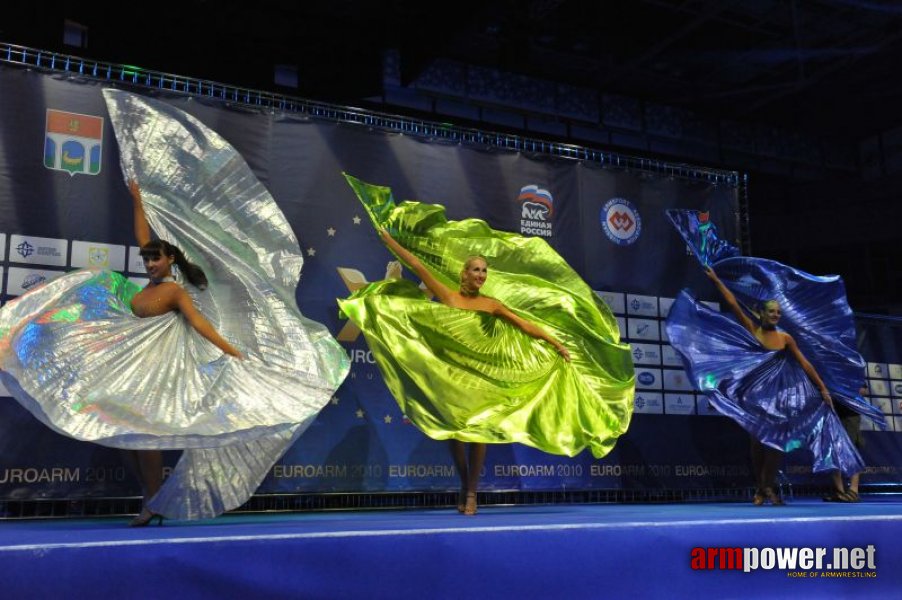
[
  {"xmin": 666, "ymin": 291, "xmax": 864, "ymax": 476},
  {"xmin": 667, "ymin": 209, "xmax": 884, "ymax": 427},
  {"xmin": 338, "ymin": 175, "xmax": 634, "ymax": 458},
  {"xmin": 664, "ymin": 209, "xmax": 740, "ymax": 266},
  {"xmin": 0, "ymin": 91, "xmax": 349, "ymax": 519},
  {"xmin": 665, "ymin": 210, "xmax": 883, "ymax": 475}
]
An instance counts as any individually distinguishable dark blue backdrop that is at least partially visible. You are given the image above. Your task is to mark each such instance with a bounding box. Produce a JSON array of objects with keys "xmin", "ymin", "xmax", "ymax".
[{"xmin": 0, "ymin": 66, "xmax": 899, "ymax": 502}]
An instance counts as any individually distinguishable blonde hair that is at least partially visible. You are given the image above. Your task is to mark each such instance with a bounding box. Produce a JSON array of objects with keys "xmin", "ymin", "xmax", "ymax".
[{"xmin": 459, "ymin": 255, "xmax": 488, "ymax": 283}]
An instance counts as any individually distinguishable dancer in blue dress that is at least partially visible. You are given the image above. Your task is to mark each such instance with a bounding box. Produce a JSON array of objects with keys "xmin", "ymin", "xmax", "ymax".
[{"xmin": 664, "ymin": 210, "xmax": 884, "ymax": 504}]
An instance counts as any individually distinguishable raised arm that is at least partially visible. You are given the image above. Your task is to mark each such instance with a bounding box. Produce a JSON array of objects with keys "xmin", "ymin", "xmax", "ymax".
[
  {"xmin": 492, "ymin": 301, "xmax": 571, "ymax": 361},
  {"xmin": 174, "ymin": 288, "xmax": 242, "ymax": 358},
  {"xmin": 379, "ymin": 229, "xmax": 455, "ymax": 303},
  {"xmin": 785, "ymin": 333, "xmax": 832, "ymax": 409},
  {"xmin": 704, "ymin": 267, "xmax": 756, "ymax": 335},
  {"xmin": 128, "ymin": 179, "xmax": 152, "ymax": 247}
]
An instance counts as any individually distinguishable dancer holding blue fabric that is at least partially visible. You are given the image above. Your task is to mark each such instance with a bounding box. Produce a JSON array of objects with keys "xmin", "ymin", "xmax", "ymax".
[{"xmin": 664, "ymin": 210, "xmax": 884, "ymax": 505}]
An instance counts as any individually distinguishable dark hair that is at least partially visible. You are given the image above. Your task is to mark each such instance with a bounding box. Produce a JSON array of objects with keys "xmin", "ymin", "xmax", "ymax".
[{"xmin": 139, "ymin": 240, "xmax": 208, "ymax": 290}]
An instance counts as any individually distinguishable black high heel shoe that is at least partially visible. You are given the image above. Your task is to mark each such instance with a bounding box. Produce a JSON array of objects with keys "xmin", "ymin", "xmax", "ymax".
[{"xmin": 129, "ymin": 509, "xmax": 164, "ymax": 527}]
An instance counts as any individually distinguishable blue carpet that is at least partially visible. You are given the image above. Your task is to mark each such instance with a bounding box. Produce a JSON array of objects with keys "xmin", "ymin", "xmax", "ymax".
[{"xmin": 1, "ymin": 500, "xmax": 899, "ymax": 599}]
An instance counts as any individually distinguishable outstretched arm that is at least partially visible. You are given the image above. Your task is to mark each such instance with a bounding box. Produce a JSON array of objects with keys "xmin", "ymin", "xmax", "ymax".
[
  {"xmin": 493, "ymin": 302, "xmax": 571, "ymax": 361},
  {"xmin": 128, "ymin": 180, "xmax": 152, "ymax": 247},
  {"xmin": 379, "ymin": 229, "xmax": 455, "ymax": 303},
  {"xmin": 175, "ymin": 288, "xmax": 242, "ymax": 358},
  {"xmin": 704, "ymin": 267, "xmax": 756, "ymax": 335},
  {"xmin": 785, "ymin": 334, "xmax": 832, "ymax": 409}
]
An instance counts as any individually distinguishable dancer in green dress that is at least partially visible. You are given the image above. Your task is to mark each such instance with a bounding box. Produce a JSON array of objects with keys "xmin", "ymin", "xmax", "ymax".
[{"xmin": 339, "ymin": 175, "xmax": 635, "ymax": 515}]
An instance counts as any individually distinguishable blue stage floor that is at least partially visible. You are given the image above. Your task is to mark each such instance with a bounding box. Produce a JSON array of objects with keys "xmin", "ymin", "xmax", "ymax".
[{"xmin": 2, "ymin": 499, "xmax": 900, "ymax": 599}]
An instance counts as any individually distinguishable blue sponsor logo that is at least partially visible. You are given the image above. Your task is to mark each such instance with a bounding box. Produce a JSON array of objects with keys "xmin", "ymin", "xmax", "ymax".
[
  {"xmin": 633, "ymin": 347, "xmax": 644, "ymax": 360},
  {"xmin": 16, "ymin": 240, "xmax": 34, "ymax": 259},
  {"xmin": 22, "ymin": 273, "xmax": 47, "ymax": 290},
  {"xmin": 638, "ymin": 372, "xmax": 656, "ymax": 386},
  {"xmin": 635, "ymin": 396, "xmax": 646, "ymax": 409},
  {"xmin": 894, "ymin": 383, "xmax": 902, "ymax": 395}
]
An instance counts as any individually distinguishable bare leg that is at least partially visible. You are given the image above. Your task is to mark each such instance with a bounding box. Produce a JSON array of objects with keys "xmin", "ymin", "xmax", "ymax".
[
  {"xmin": 849, "ymin": 472, "xmax": 860, "ymax": 494},
  {"xmin": 749, "ymin": 437, "xmax": 765, "ymax": 504},
  {"xmin": 831, "ymin": 471, "xmax": 845, "ymax": 494},
  {"xmin": 760, "ymin": 446, "xmax": 784, "ymax": 505},
  {"xmin": 130, "ymin": 450, "xmax": 163, "ymax": 525},
  {"xmin": 449, "ymin": 440, "xmax": 468, "ymax": 512},
  {"xmin": 464, "ymin": 443, "xmax": 486, "ymax": 515}
]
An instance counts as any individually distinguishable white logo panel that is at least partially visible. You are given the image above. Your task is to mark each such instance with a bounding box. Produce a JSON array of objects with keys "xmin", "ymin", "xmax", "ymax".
[
  {"xmin": 891, "ymin": 381, "xmax": 902, "ymax": 398},
  {"xmin": 128, "ymin": 277, "xmax": 150, "ymax": 289},
  {"xmin": 627, "ymin": 318, "xmax": 660, "ymax": 341},
  {"xmin": 662, "ymin": 345, "xmax": 684, "ymax": 367},
  {"xmin": 0, "ymin": 233, "xmax": 6, "ymax": 261},
  {"xmin": 631, "ymin": 343, "xmax": 662, "ymax": 366},
  {"xmin": 868, "ymin": 380, "xmax": 890, "ymax": 397},
  {"xmin": 9, "ymin": 235, "xmax": 68, "ymax": 267},
  {"xmin": 665, "ymin": 393, "xmax": 696, "ymax": 415},
  {"xmin": 71, "ymin": 240, "xmax": 126, "ymax": 271},
  {"xmin": 894, "ymin": 398, "xmax": 902, "ymax": 415},
  {"xmin": 595, "ymin": 291, "xmax": 625, "ymax": 315},
  {"xmin": 128, "ymin": 246, "xmax": 148, "ymax": 274},
  {"xmin": 626, "ymin": 294, "xmax": 658, "ymax": 317},
  {"xmin": 633, "ymin": 392, "xmax": 664, "ymax": 414},
  {"xmin": 635, "ymin": 368, "xmax": 662, "ymax": 390},
  {"xmin": 872, "ymin": 397, "xmax": 893, "ymax": 416},
  {"xmin": 658, "ymin": 297, "xmax": 675, "ymax": 318},
  {"xmin": 6, "ymin": 267, "xmax": 65, "ymax": 295},
  {"xmin": 696, "ymin": 395, "xmax": 722, "ymax": 417},
  {"xmin": 888, "ymin": 364, "xmax": 902, "ymax": 380},
  {"xmin": 867, "ymin": 363, "xmax": 888, "ymax": 378},
  {"xmin": 615, "ymin": 317, "xmax": 626, "ymax": 338},
  {"xmin": 663, "ymin": 369, "xmax": 694, "ymax": 391}
]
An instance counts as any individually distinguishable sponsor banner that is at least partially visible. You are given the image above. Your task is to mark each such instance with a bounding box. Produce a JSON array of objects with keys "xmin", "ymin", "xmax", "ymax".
[
  {"xmin": 662, "ymin": 345, "xmax": 684, "ymax": 367},
  {"xmin": 696, "ymin": 395, "xmax": 723, "ymax": 417},
  {"xmin": 894, "ymin": 417, "xmax": 902, "ymax": 432},
  {"xmin": 129, "ymin": 277, "xmax": 150, "ymax": 288},
  {"xmin": 872, "ymin": 397, "xmax": 893, "ymax": 416},
  {"xmin": 8, "ymin": 235, "xmax": 68, "ymax": 267},
  {"xmin": 635, "ymin": 368, "xmax": 663, "ymax": 390},
  {"xmin": 0, "ymin": 232, "xmax": 6, "ymax": 261},
  {"xmin": 660, "ymin": 321, "xmax": 670, "ymax": 343},
  {"xmin": 627, "ymin": 318, "xmax": 660, "ymax": 341},
  {"xmin": 889, "ymin": 364, "xmax": 902, "ymax": 380},
  {"xmin": 664, "ymin": 393, "xmax": 695, "ymax": 415},
  {"xmin": 595, "ymin": 290, "xmax": 625, "ymax": 315},
  {"xmin": 626, "ymin": 293, "xmax": 658, "ymax": 317},
  {"xmin": 615, "ymin": 317, "xmax": 627, "ymax": 338},
  {"xmin": 663, "ymin": 369, "xmax": 694, "ymax": 391},
  {"xmin": 658, "ymin": 296, "xmax": 675, "ymax": 318},
  {"xmin": 128, "ymin": 246, "xmax": 147, "ymax": 273},
  {"xmin": 631, "ymin": 343, "xmax": 662, "ymax": 366},
  {"xmin": 893, "ymin": 397, "xmax": 902, "ymax": 415},
  {"xmin": 633, "ymin": 392, "xmax": 664, "ymax": 414},
  {"xmin": 868, "ymin": 379, "xmax": 890, "ymax": 397},
  {"xmin": 71, "ymin": 240, "xmax": 126, "ymax": 271},
  {"xmin": 6, "ymin": 267, "xmax": 65, "ymax": 296},
  {"xmin": 891, "ymin": 380, "xmax": 902, "ymax": 398},
  {"xmin": 868, "ymin": 363, "xmax": 889, "ymax": 378}
]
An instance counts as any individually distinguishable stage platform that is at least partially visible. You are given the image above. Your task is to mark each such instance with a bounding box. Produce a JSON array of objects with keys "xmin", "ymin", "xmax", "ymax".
[{"xmin": 2, "ymin": 499, "xmax": 900, "ymax": 599}]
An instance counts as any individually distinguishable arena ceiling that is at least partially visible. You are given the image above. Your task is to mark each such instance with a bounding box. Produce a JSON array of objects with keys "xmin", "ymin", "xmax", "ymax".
[{"xmin": 4, "ymin": 0, "xmax": 902, "ymax": 140}]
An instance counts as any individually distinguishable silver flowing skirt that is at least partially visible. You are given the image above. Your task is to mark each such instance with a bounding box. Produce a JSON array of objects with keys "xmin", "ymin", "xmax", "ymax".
[{"xmin": 0, "ymin": 91, "xmax": 349, "ymax": 519}]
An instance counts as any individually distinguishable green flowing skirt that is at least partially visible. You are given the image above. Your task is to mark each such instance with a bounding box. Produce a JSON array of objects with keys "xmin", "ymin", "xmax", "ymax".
[{"xmin": 339, "ymin": 175, "xmax": 635, "ymax": 459}]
